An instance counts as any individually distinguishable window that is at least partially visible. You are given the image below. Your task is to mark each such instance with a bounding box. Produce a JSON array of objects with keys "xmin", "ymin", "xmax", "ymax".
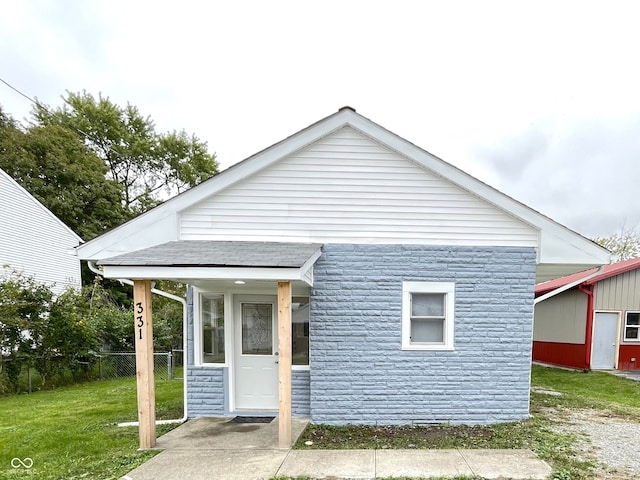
[
  {"xmin": 625, "ymin": 312, "xmax": 640, "ymax": 341},
  {"xmin": 402, "ymin": 282, "xmax": 455, "ymax": 350},
  {"xmin": 202, "ymin": 295, "xmax": 225, "ymax": 363},
  {"xmin": 292, "ymin": 297, "xmax": 310, "ymax": 366}
]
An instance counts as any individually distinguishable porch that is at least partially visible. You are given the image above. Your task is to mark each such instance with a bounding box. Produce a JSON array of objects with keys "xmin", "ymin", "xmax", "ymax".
[{"xmin": 95, "ymin": 241, "xmax": 323, "ymax": 450}]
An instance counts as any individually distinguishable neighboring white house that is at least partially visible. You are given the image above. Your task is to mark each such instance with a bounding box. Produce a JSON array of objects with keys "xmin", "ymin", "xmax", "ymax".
[{"xmin": 0, "ymin": 168, "xmax": 82, "ymax": 295}]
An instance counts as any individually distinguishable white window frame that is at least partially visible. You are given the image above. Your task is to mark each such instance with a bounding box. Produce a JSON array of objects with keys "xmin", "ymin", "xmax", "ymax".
[
  {"xmin": 196, "ymin": 291, "xmax": 229, "ymax": 366},
  {"xmin": 402, "ymin": 281, "xmax": 455, "ymax": 351},
  {"xmin": 624, "ymin": 311, "xmax": 640, "ymax": 342}
]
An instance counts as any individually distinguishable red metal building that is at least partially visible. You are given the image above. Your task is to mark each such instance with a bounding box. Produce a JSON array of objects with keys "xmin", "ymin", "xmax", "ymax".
[{"xmin": 534, "ymin": 258, "xmax": 640, "ymax": 370}]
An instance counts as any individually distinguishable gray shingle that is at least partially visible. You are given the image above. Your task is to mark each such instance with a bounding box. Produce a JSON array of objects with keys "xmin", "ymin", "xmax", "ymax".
[{"xmin": 97, "ymin": 241, "xmax": 323, "ymax": 268}]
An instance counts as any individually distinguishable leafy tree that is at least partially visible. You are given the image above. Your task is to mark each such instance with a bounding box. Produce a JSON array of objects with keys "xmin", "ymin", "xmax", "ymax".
[
  {"xmin": 151, "ymin": 281, "xmax": 186, "ymax": 351},
  {"xmin": 85, "ymin": 280, "xmax": 134, "ymax": 352},
  {"xmin": 0, "ymin": 108, "xmax": 126, "ymax": 240},
  {"xmin": 34, "ymin": 289, "xmax": 100, "ymax": 385},
  {"xmin": 33, "ymin": 91, "xmax": 219, "ymax": 213},
  {"xmin": 594, "ymin": 227, "xmax": 640, "ymax": 262},
  {"xmin": 0, "ymin": 271, "xmax": 52, "ymax": 392}
]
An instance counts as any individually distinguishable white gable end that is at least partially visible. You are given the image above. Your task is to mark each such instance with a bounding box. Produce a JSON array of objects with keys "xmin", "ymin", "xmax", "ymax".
[
  {"xmin": 180, "ymin": 127, "xmax": 538, "ymax": 246},
  {"xmin": 0, "ymin": 170, "xmax": 82, "ymax": 295}
]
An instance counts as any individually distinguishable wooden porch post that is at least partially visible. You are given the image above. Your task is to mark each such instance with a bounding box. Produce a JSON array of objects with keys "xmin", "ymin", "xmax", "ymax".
[
  {"xmin": 277, "ymin": 281, "xmax": 292, "ymax": 448},
  {"xmin": 133, "ymin": 280, "xmax": 156, "ymax": 449}
]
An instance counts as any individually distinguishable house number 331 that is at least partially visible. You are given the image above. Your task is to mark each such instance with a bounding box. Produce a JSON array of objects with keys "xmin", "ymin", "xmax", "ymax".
[{"xmin": 136, "ymin": 302, "xmax": 144, "ymax": 340}]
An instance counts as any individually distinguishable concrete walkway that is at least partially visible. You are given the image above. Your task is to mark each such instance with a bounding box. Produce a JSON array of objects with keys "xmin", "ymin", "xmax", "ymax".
[{"xmin": 120, "ymin": 418, "xmax": 552, "ymax": 480}]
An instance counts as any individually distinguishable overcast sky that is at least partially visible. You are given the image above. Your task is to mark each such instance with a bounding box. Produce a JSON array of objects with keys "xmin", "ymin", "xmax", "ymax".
[{"xmin": 1, "ymin": 1, "xmax": 639, "ymax": 238}]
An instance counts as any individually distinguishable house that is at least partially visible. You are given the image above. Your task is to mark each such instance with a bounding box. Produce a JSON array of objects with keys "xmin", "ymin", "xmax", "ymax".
[
  {"xmin": 534, "ymin": 258, "xmax": 640, "ymax": 371},
  {"xmin": 0, "ymin": 168, "xmax": 82, "ymax": 295},
  {"xmin": 76, "ymin": 107, "xmax": 610, "ymax": 448}
]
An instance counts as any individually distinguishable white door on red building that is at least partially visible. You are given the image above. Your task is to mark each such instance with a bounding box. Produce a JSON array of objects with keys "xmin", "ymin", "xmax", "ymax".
[
  {"xmin": 591, "ymin": 312, "xmax": 619, "ymax": 369},
  {"xmin": 233, "ymin": 295, "xmax": 279, "ymax": 410}
]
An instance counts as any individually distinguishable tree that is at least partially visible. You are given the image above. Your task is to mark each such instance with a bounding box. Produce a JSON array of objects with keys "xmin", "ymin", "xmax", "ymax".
[
  {"xmin": 151, "ymin": 281, "xmax": 186, "ymax": 351},
  {"xmin": 594, "ymin": 227, "xmax": 640, "ymax": 262},
  {"xmin": 34, "ymin": 288, "xmax": 100, "ymax": 385},
  {"xmin": 33, "ymin": 91, "xmax": 219, "ymax": 214},
  {"xmin": 84, "ymin": 280, "xmax": 135, "ymax": 352},
  {"xmin": 0, "ymin": 271, "xmax": 52, "ymax": 392},
  {"xmin": 0, "ymin": 108, "xmax": 127, "ymax": 240}
]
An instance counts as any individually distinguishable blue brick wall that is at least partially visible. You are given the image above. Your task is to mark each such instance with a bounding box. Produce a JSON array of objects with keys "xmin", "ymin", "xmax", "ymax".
[
  {"xmin": 187, "ymin": 367, "xmax": 227, "ymax": 416},
  {"xmin": 309, "ymin": 244, "xmax": 536, "ymax": 426},
  {"xmin": 293, "ymin": 370, "xmax": 311, "ymax": 415}
]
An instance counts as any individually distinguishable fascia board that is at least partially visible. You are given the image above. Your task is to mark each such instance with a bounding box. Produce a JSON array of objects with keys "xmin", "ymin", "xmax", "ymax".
[
  {"xmin": 101, "ymin": 265, "xmax": 307, "ymax": 283},
  {"xmin": 76, "ymin": 210, "xmax": 179, "ymax": 260}
]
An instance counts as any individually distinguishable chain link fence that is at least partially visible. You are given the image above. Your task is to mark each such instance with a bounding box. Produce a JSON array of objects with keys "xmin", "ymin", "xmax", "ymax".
[
  {"xmin": 1, "ymin": 350, "xmax": 185, "ymax": 394},
  {"xmin": 97, "ymin": 352, "xmax": 181, "ymax": 381}
]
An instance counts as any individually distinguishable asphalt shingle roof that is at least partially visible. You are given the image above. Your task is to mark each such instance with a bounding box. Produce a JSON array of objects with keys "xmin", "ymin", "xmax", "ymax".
[{"xmin": 97, "ymin": 241, "xmax": 323, "ymax": 268}]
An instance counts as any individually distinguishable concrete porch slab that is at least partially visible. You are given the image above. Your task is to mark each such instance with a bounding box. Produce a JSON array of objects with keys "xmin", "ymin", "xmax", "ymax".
[{"xmin": 155, "ymin": 416, "xmax": 309, "ymax": 450}]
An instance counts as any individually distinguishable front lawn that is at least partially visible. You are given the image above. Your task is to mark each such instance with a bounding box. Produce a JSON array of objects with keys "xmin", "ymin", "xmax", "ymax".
[
  {"xmin": 2, "ymin": 365, "xmax": 640, "ymax": 479},
  {"xmin": 0, "ymin": 377, "xmax": 183, "ymax": 480}
]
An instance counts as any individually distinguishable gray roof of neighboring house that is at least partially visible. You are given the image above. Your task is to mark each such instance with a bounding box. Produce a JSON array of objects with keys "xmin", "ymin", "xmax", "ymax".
[{"xmin": 96, "ymin": 241, "xmax": 324, "ymax": 268}]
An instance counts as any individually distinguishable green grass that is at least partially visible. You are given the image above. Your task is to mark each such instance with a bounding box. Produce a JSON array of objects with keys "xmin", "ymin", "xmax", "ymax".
[
  {"xmin": 2, "ymin": 365, "xmax": 640, "ymax": 480},
  {"xmin": 0, "ymin": 377, "xmax": 183, "ymax": 480},
  {"xmin": 532, "ymin": 365, "xmax": 640, "ymax": 413}
]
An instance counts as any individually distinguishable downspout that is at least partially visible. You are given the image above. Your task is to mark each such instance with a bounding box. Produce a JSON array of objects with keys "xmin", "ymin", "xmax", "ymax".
[
  {"xmin": 88, "ymin": 261, "xmax": 188, "ymax": 426},
  {"xmin": 579, "ymin": 283, "xmax": 595, "ymax": 370}
]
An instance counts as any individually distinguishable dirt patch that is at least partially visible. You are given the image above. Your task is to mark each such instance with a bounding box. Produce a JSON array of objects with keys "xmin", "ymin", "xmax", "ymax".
[{"xmin": 299, "ymin": 424, "xmax": 497, "ymax": 449}]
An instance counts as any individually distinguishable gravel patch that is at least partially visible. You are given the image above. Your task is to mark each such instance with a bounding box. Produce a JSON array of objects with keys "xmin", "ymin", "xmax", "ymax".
[{"xmin": 561, "ymin": 409, "xmax": 640, "ymax": 479}]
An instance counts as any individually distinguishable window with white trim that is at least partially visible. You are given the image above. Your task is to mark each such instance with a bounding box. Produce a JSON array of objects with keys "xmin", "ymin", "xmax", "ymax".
[
  {"xmin": 202, "ymin": 294, "xmax": 225, "ymax": 363},
  {"xmin": 624, "ymin": 311, "xmax": 640, "ymax": 341},
  {"xmin": 402, "ymin": 282, "xmax": 455, "ymax": 350}
]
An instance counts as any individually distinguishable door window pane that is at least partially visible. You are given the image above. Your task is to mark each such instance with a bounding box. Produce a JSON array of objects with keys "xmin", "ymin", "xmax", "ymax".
[
  {"xmin": 202, "ymin": 295, "xmax": 225, "ymax": 363},
  {"xmin": 242, "ymin": 303, "xmax": 273, "ymax": 355}
]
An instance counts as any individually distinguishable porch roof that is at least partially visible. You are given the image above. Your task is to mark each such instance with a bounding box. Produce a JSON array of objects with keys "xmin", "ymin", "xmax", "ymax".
[{"xmin": 96, "ymin": 241, "xmax": 323, "ymax": 285}]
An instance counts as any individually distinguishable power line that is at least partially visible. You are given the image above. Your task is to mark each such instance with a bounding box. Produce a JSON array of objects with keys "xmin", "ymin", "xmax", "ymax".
[
  {"xmin": 0, "ymin": 77, "xmax": 42, "ymax": 108},
  {"xmin": 0, "ymin": 76, "xmax": 124, "ymax": 159}
]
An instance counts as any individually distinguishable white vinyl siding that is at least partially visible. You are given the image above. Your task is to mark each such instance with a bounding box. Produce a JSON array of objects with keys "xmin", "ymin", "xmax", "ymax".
[
  {"xmin": 180, "ymin": 127, "xmax": 538, "ymax": 246},
  {"xmin": 0, "ymin": 170, "xmax": 81, "ymax": 296}
]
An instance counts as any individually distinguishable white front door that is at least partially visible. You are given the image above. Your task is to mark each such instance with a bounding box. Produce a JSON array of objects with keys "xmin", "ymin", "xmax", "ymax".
[
  {"xmin": 591, "ymin": 312, "xmax": 619, "ymax": 370},
  {"xmin": 233, "ymin": 295, "xmax": 279, "ymax": 410}
]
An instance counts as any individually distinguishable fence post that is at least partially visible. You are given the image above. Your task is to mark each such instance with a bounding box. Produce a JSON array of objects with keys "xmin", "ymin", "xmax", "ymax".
[
  {"xmin": 99, "ymin": 354, "xmax": 102, "ymax": 380},
  {"xmin": 168, "ymin": 352, "xmax": 173, "ymax": 380}
]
